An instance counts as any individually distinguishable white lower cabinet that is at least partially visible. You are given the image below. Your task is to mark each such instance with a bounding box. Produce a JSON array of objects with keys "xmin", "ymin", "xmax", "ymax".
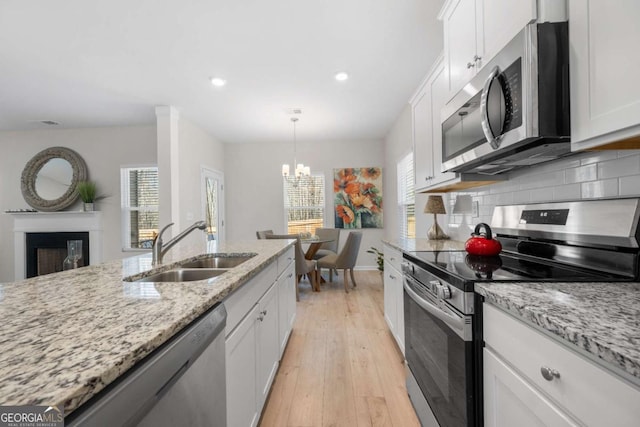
[
  {"xmin": 225, "ymin": 249, "xmax": 297, "ymax": 427},
  {"xmin": 277, "ymin": 262, "xmax": 296, "ymax": 358},
  {"xmin": 484, "ymin": 348, "xmax": 579, "ymax": 427},
  {"xmin": 256, "ymin": 284, "xmax": 279, "ymax": 410},
  {"xmin": 383, "ymin": 244, "xmax": 404, "ymax": 354},
  {"xmin": 483, "ymin": 303, "xmax": 640, "ymax": 427},
  {"xmin": 226, "ymin": 304, "xmax": 260, "ymax": 427}
]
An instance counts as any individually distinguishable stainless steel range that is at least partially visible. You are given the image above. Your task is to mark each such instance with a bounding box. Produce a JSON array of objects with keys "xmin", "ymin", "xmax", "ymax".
[{"xmin": 402, "ymin": 198, "xmax": 640, "ymax": 427}]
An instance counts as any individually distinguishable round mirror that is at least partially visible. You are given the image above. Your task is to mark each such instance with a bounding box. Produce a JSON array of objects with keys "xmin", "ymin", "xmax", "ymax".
[{"xmin": 21, "ymin": 147, "xmax": 88, "ymax": 211}]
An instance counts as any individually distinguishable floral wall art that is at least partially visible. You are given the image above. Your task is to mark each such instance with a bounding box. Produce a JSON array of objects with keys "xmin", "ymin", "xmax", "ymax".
[{"xmin": 334, "ymin": 167, "xmax": 383, "ymax": 229}]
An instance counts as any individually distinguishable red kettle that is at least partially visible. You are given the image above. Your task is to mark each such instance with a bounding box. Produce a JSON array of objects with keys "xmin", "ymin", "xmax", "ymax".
[{"xmin": 465, "ymin": 223, "xmax": 502, "ymax": 256}]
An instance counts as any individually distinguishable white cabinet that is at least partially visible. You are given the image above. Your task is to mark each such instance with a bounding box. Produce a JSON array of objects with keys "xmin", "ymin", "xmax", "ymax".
[
  {"xmin": 226, "ymin": 304, "xmax": 260, "ymax": 427},
  {"xmin": 569, "ymin": 0, "xmax": 640, "ymax": 150},
  {"xmin": 257, "ymin": 283, "xmax": 279, "ymax": 410},
  {"xmin": 277, "ymin": 262, "xmax": 296, "ymax": 358},
  {"xmin": 439, "ymin": 0, "xmax": 536, "ymax": 100},
  {"xmin": 411, "ymin": 56, "xmax": 457, "ymax": 192},
  {"xmin": 483, "ymin": 303, "xmax": 640, "ymax": 427},
  {"xmin": 276, "ymin": 247, "xmax": 296, "ymax": 358},
  {"xmin": 225, "ymin": 247, "xmax": 297, "ymax": 427},
  {"xmin": 383, "ymin": 244, "xmax": 404, "ymax": 354}
]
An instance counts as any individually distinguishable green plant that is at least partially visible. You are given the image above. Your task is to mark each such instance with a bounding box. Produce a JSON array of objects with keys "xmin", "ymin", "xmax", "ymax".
[
  {"xmin": 366, "ymin": 246, "xmax": 384, "ymax": 272},
  {"xmin": 76, "ymin": 181, "xmax": 98, "ymax": 203}
]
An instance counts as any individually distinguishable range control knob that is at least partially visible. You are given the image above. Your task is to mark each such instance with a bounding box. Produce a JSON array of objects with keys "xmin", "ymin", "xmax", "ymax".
[
  {"xmin": 428, "ymin": 280, "xmax": 440, "ymax": 293},
  {"xmin": 437, "ymin": 284, "xmax": 452, "ymax": 300}
]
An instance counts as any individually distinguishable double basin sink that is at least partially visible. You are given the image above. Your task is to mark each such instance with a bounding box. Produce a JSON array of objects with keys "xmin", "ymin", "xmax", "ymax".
[{"xmin": 127, "ymin": 254, "xmax": 255, "ymax": 283}]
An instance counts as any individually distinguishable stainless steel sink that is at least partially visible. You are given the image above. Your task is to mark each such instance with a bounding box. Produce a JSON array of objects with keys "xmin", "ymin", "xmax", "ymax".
[
  {"xmin": 128, "ymin": 268, "xmax": 229, "ymax": 283},
  {"xmin": 179, "ymin": 255, "xmax": 255, "ymax": 269}
]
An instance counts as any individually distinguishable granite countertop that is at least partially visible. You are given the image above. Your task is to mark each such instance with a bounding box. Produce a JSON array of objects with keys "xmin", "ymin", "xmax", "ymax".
[
  {"xmin": 383, "ymin": 237, "xmax": 466, "ymax": 253},
  {"xmin": 476, "ymin": 281, "xmax": 640, "ymax": 383},
  {"xmin": 0, "ymin": 239, "xmax": 293, "ymax": 415}
]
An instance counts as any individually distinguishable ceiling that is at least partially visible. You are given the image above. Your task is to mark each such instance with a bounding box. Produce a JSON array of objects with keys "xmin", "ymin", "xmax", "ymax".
[{"xmin": 0, "ymin": 0, "xmax": 444, "ymax": 144}]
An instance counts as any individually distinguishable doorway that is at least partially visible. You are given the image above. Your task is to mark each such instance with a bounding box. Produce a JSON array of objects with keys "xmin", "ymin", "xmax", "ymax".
[{"xmin": 202, "ymin": 167, "xmax": 225, "ymax": 242}]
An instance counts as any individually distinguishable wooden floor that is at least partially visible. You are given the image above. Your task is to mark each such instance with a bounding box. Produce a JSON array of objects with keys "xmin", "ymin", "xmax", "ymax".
[{"xmin": 259, "ymin": 270, "xmax": 420, "ymax": 427}]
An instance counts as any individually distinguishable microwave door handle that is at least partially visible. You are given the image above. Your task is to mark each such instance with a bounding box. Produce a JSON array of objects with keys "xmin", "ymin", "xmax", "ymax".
[
  {"xmin": 481, "ymin": 65, "xmax": 501, "ymax": 149},
  {"xmin": 403, "ymin": 278, "xmax": 467, "ymax": 340}
]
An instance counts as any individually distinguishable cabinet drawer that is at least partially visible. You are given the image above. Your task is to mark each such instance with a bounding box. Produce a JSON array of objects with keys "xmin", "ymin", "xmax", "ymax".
[
  {"xmin": 383, "ymin": 245, "xmax": 402, "ymax": 272},
  {"xmin": 225, "ymin": 262, "xmax": 277, "ymax": 336},
  {"xmin": 277, "ymin": 246, "xmax": 294, "ymax": 276},
  {"xmin": 483, "ymin": 304, "xmax": 640, "ymax": 426}
]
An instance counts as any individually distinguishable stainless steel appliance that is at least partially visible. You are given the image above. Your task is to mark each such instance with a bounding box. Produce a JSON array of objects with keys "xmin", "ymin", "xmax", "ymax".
[
  {"xmin": 402, "ymin": 198, "xmax": 640, "ymax": 426},
  {"xmin": 441, "ymin": 22, "xmax": 570, "ymax": 175},
  {"xmin": 67, "ymin": 303, "xmax": 227, "ymax": 427}
]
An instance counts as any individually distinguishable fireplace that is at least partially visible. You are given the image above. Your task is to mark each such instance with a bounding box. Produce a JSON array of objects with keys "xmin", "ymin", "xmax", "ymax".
[
  {"xmin": 26, "ymin": 232, "xmax": 90, "ymax": 278},
  {"xmin": 11, "ymin": 212, "xmax": 103, "ymax": 281}
]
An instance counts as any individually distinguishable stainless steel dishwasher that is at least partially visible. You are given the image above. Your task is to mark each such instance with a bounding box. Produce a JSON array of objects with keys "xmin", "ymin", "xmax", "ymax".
[{"xmin": 67, "ymin": 303, "xmax": 227, "ymax": 427}]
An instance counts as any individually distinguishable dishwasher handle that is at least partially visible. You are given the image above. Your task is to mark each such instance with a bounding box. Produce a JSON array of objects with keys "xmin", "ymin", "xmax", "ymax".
[{"xmin": 65, "ymin": 303, "xmax": 227, "ymax": 427}]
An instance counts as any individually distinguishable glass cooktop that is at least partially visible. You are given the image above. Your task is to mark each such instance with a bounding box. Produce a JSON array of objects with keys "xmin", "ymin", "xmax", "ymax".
[{"xmin": 404, "ymin": 250, "xmax": 627, "ymax": 290}]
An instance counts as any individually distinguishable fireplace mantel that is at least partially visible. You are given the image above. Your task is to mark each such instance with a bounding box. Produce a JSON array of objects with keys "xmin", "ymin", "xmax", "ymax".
[{"xmin": 11, "ymin": 211, "xmax": 103, "ymax": 280}]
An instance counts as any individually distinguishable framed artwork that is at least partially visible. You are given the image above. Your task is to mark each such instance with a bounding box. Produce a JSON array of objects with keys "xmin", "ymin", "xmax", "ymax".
[{"xmin": 334, "ymin": 167, "xmax": 383, "ymax": 229}]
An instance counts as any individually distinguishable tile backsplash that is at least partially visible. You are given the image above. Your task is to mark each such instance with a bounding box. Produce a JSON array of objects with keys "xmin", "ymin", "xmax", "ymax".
[{"xmin": 447, "ymin": 149, "xmax": 640, "ymax": 240}]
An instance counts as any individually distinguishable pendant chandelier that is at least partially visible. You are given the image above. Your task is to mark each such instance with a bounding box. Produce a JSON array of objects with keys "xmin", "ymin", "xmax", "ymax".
[{"xmin": 281, "ymin": 117, "xmax": 310, "ymax": 178}]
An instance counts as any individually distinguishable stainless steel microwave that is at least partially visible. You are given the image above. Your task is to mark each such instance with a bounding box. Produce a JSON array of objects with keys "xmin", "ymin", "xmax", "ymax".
[{"xmin": 441, "ymin": 22, "xmax": 570, "ymax": 175}]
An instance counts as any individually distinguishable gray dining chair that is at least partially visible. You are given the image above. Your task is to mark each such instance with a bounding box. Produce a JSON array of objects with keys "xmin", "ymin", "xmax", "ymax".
[
  {"xmin": 312, "ymin": 228, "xmax": 340, "ymax": 260},
  {"xmin": 256, "ymin": 230, "xmax": 274, "ymax": 239},
  {"xmin": 316, "ymin": 231, "xmax": 362, "ymax": 293},
  {"xmin": 266, "ymin": 234, "xmax": 317, "ymax": 300}
]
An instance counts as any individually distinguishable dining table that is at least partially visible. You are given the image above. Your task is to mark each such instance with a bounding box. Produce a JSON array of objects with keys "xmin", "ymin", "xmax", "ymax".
[
  {"xmin": 300, "ymin": 237, "xmax": 335, "ymax": 285},
  {"xmin": 300, "ymin": 237, "xmax": 334, "ymax": 260}
]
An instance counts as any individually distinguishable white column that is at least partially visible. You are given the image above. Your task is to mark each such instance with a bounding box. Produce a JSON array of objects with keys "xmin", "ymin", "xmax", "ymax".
[{"xmin": 155, "ymin": 106, "xmax": 181, "ymax": 235}]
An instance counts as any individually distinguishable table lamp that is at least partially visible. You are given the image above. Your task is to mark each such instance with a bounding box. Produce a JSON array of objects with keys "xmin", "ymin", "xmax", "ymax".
[
  {"xmin": 424, "ymin": 195, "xmax": 449, "ymax": 240},
  {"xmin": 453, "ymin": 194, "xmax": 474, "ymax": 238}
]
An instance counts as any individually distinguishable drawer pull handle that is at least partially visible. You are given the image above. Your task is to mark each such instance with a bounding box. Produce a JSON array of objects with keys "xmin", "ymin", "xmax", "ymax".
[
  {"xmin": 287, "ymin": 273, "xmax": 293, "ymax": 278},
  {"xmin": 390, "ymin": 257, "xmax": 395, "ymax": 261},
  {"xmin": 260, "ymin": 310, "xmax": 267, "ymax": 316},
  {"xmin": 257, "ymin": 315, "xmax": 265, "ymax": 322},
  {"xmin": 389, "ymin": 274, "xmax": 396, "ymax": 280},
  {"xmin": 540, "ymin": 366, "xmax": 560, "ymax": 381}
]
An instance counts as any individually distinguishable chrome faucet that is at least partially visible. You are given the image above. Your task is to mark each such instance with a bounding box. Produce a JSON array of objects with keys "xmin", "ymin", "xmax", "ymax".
[{"xmin": 152, "ymin": 220, "xmax": 208, "ymax": 265}]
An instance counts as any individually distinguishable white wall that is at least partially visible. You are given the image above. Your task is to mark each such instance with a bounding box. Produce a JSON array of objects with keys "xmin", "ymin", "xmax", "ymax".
[
  {"xmin": 383, "ymin": 104, "xmax": 412, "ymax": 240},
  {"xmin": 224, "ymin": 139, "xmax": 385, "ymax": 269},
  {"xmin": 447, "ymin": 150, "xmax": 640, "ymax": 238},
  {"xmin": 176, "ymin": 117, "xmax": 225, "ymax": 246},
  {"xmin": 0, "ymin": 126, "xmax": 156, "ymax": 282}
]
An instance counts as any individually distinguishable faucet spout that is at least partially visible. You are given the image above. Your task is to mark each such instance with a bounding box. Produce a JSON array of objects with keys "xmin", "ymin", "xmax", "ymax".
[{"xmin": 152, "ymin": 220, "xmax": 208, "ymax": 265}]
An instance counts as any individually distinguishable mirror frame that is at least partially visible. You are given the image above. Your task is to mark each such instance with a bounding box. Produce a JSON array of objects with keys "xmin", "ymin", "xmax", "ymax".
[{"xmin": 21, "ymin": 147, "xmax": 88, "ymax": 211}]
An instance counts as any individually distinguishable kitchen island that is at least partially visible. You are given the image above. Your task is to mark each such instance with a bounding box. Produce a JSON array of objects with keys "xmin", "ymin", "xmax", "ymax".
[{"xmin": 0, "ymin": 239, "xmax": 293, "ymax": 416}]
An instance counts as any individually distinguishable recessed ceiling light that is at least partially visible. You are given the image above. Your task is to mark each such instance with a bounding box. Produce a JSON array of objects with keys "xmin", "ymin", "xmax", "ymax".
[
  {"xmin": 210, "ymin": 77, "xmax": 227, "ymax": 87},
  {"xmin": 334, "ymin": 72, "xmax": 349, "ymax": 82}
]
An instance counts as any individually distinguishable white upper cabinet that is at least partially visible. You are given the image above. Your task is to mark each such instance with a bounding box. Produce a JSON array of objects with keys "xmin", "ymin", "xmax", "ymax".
[
  {"xmin": 439, "ymin": 0, "xmax": 537, "ymax": 101},
  {"xmin": 411, "ymin": 56, "xmax": 457, "ymax": 192},
  {"xmin": 570, "ymin": 0, "xmax": 640, "ymax": 150}
]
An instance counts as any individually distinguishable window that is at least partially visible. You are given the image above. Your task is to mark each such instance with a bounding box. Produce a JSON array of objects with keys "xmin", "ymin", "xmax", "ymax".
[
  {"xmin": 121, "ymin": 166, "xmax": 159, "ymax": 250},
  {"xmin": 283, "ymin": 175, "xmax": 325, "ymax": 234},
  {"xmin": 397, "ymin": 153, "xmax": 415, "ymax": 238}
]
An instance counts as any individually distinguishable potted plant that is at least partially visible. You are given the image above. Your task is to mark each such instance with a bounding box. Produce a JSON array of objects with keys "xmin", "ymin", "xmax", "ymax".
[
  {"xmin": 77, "ymin": 181, "xmax": 98, "ymax": 211},
  {"xmin": 367, "ymin": 246, "xmax": 384, "ymax": 274}
]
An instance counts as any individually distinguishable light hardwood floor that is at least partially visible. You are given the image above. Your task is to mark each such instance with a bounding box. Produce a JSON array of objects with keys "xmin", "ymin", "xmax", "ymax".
[{"xmin": 259, "ymin": 270, "xmax": 420, "ymax": 427}]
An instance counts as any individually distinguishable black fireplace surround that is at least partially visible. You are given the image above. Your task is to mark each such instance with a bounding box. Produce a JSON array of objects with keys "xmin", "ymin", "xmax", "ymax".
[{"xmin": 26, "ymin": 232, "xmax": 90, "ymax": 278}]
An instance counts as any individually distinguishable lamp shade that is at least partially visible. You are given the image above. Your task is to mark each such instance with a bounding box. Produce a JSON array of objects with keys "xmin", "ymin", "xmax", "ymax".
[
  {"xmin": 453, "ymin": 195, "xmax": 473, "ymax": 214},
  {"xmin": 424, "ymin": 195, "xmax": 446, "ymax": 214}
]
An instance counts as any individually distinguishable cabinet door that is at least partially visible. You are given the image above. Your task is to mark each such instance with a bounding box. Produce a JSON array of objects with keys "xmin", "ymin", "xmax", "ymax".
[
  {"xmin": 383, "ymin": 259, "xmax": 397, "ymax": 335},
  {"xmin": 430, "ymin": 61, "xmax": 457, "ymax": 186},
  {"xmin": 570, "ymin": 0, "xmax": 640, "ymax": 148},
  {"xmin": 257, "ymin": 283, "xmax": 280, "ymax": 410},
  {"xmin": 413, "ymin": 85, "xmax": 434, "ymax": 187},
  {"xmin": 226, "ymin": 304, "xmax": 260, "ymax": 427},
  {"xmin": 484, "ymin": 348, "xmax": 579, "ymax": 427},
  {"xmin": 479, "ymin": 0, "xmax": 536, "ymax": 68},
  {"xmin": 391, "ymin": 266, "xmax": 405, "ymax": 355},
  {"xmin": 278, "ymin": 263, "xmax": 295, "ymax": 358},
  {"xmin": 443, "ymin": 0, "xmax": 478, "ymax": 98}
]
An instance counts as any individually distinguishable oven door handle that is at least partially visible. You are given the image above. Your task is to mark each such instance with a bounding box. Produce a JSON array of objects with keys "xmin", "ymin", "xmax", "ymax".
[{"xmin": 404, "ymin": 278, "xmax": 469, "ymax": 341}]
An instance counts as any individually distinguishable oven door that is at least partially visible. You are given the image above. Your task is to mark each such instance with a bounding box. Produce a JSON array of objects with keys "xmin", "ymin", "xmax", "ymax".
[{"xmin": 403, "ymin": 275, "xmax": 475, "ymax": 427}]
